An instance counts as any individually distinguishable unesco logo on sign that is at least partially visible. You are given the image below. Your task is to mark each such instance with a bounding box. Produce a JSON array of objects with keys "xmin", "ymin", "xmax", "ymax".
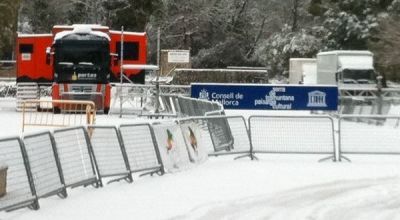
[{"xmin": 307, "ymin": 90, "xmax": 327, "ymax": 107}]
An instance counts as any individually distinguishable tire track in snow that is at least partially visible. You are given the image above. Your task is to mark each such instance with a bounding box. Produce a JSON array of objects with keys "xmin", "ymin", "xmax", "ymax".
[{"xmin": 170, "ymin": 176, "xmax": 400, "ymax": 220}]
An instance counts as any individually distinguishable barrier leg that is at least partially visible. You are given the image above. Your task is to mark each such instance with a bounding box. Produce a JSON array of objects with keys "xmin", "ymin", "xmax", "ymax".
[
  {"xmin": 338, "ymin": 155, "xmax": 351, "ymax": 162},
  {"xmin": 234, "ymin": 153, "xmax": 258, "ymax": 161},
  {"xmin": 318, "ymin": 155, "xmax": 336, "ymax": 162}
]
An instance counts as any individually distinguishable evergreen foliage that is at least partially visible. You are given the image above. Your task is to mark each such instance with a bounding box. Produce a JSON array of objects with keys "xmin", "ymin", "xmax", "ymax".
[{"xmin": 0, "ymin": 0, "xmax": 399, "ymax": 80}]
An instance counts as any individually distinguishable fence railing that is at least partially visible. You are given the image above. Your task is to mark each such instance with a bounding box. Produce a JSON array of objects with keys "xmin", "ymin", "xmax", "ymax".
[
  {"xmin": 22, "ymin": 100, "xmax": 96, "ymax": 132},
  {"xmin": 0, "ymin": 82, "xmax": 15, "ymax": 98},
  {"xmin": 52, "ymin": 127, "xmax": 100, "ymax": 188},
  {"xmin": 109, "ymin": 83, "xmax": 190, "ymax": 116},
  {"xmin": 87, "ymin": 126, "xmax": 132, "ymax": 183},
  {"xmin": 118, "ymin": 123, "xmax": 163, "ymax": 176},
  {"xmin": 159, "ymin": 95, "xmax": 223, "ymax": 117},
  {"xmin": 339, "ymin": 87, "xmax": 400, "ymax": 115},
  {"xmin": 248, "ymin": 115, "xmax": 336, "ymax": 161},
  {"xmin": 3, "ymin": 113, "xmax": 400, "ymax": 212},
  {"xmin": 109, "ymin": 83, "xmax": 224, "ymax": 118},
  {"xmin": 0, "ymin": 137, "xmax": 38, "ymax": 211},
  {"xmin": 1, "ymin": 113, "xmax": 245, "ymax": 212},
  {"xmin": 22, "ymin": 131, "xmax": 66, "ymax": 200},
  {"xmin": 176, "ymin": 116, "xmax": 251, "ymax": 159},
  {"xmin": 338, "ymin": 114, "xmax": 400, "ymax": 161}
]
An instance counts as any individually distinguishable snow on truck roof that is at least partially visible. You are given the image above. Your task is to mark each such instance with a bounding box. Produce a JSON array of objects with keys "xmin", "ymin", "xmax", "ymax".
[
  {"xmin": 318, "ymin": 50, "xmax": 373, "ymax": 56},
  {"xmin": 289, "ymin": 58, "xmax": 316, "ymax": 61},
  {"xmin": 17, "ymin": 33, "xmax": 53, "ymax": 38},
  {"xmin": 54, "ymin": 25, "xmax": 111, "ymax": 42},
  {"xmin": 53, "ymin": 24, "xmax": 109, "ymax": 30}
]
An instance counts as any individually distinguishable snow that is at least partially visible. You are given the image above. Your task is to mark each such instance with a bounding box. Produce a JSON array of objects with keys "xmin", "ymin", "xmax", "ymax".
[
  {"xmin": 17, "ymin": 34, "xmax": 53, "ymax": 38},
  {"xmin": 338, "ymin": 55, "xmax": 374, "ymax": 70},
  {"xmin": 0, "ymin": 163, "xmax": 7, "ymax": 170},
  {"xmin": 122, "ymin": 64, "xmax": 159, "ymax": 70},
  {"xmin": 176, "ymin": 69, "xmax": 268, "ymax": 73},
  {"xmin": 1, "ymin": 155, "xmax": 400, "ymax": 220},
  {"xmin": 1, "ymin": 99, "xmax": 400, "ymax": 219},
  {"xmin": 54, "ymin": 25, "xmax": 111, "ymax": 42}
]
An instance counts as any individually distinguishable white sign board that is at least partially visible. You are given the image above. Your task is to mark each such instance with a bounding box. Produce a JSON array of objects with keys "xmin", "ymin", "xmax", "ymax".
[
  {"xmin": 21, "ymin": 53, "xmax": 31, "ymax": 61},
  {"xmin": 168, "ymin": 51, "xmax": 190, "ymax": 63}
]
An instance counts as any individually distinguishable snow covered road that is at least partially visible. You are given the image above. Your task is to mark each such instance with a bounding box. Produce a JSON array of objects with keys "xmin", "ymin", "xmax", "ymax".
[
  {"xmin": 1, "ymin": 155, "xmax": 400, "ymax": 220},
  {"xmin": 175, "ymin": 175, "xmax": 400, "ymax": 220}
]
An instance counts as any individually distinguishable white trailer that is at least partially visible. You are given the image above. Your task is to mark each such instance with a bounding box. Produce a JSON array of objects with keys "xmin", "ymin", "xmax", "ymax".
[
  {"xmin": 289, "ymin": 58, "xmax": 317, "ymax": 84},
  {"xmin": 316, "ymin": 50, "xmax": 376, "ymax": 85}
]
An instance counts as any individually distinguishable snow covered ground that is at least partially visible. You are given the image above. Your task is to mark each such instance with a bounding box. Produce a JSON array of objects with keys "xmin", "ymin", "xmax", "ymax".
[
  {"xmin": 1, "ymin": 155, "xmax": 400, "ymax": 220},
  {"xmin": 1, "ymin": 98, "xmax": 400, "ymax": 220}
]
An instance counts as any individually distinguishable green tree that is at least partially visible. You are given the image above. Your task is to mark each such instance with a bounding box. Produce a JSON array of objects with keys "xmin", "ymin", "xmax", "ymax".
[
  {"xmin": 0, "ymin": 0, "xmax": 20, "ymax": 59},
  {"xmin": 259, "ymin": 25, "xmax": 321, "ymax": 77},
  {"xmin": 66, "ymin": 1, "xmax": 88, "ymax": 24},
  {"xmin": 29, "ymin": 0, "xmax": 57, "ymax": 33},
  {"xmin": 317, "ymin": 0, "xmax": 389, "ymax": 50},
  {"xmin": 150, "ymin": 0, "xmax": 266, "ymax": 68},
  {"xmin": 107, "ymin": 0, "xmax": 162, "ymax": 31},
  {"xmin": 369, "ymin": 1, "xmax": 400, "ymax": 81}
]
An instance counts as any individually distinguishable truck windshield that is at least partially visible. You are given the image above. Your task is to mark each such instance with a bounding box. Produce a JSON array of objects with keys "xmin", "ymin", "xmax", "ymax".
[
  {"xmin": 342, "ymin": 69, "xmax": 375, "ymax": 84},
  {"xmin": 53, "ymin": 41, "xmax": 110, "ymax": 84},
  {"xmin": 56, "ymin": 45, "xmax": 107, "ymax": 66}
]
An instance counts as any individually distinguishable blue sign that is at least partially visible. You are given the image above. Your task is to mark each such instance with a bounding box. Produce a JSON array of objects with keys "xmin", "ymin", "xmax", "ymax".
[{"xmin": 191, "ymin": 83, "xmax": 338, "ymax": 110}]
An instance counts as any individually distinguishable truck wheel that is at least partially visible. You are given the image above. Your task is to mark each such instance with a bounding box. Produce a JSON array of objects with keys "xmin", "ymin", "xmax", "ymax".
[
  {"xmin": 53, "ymin": 107, "xmax": 61, "ymax": 114},
  {"xmin": 103, "ymin": 107, "xmax": 110, "ymax": 114}
]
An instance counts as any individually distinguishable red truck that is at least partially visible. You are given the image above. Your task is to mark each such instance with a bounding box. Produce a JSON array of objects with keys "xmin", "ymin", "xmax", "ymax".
[{"xmin": 16, "ymin": 24, "xmax": 147, "ymax": 113}]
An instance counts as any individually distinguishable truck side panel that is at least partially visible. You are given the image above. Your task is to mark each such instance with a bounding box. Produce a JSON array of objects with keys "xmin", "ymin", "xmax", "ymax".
[
  {"xmin": 109, "ymin": 32, "xmax": 147, "ymax": 83},
  {"xmin": 289, "ymin": 58, "xmax": 316, "ymax": 84},
  {"xmin": 16, "ymin": 35, "xmax": 53, "ymax": 83},
  {"xmin": 316, "ymin": 54, "xmax": 337, "ymax": 85}
]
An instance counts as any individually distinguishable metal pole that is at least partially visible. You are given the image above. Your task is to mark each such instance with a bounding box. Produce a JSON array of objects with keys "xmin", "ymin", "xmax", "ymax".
[
  {"xmin": 376, "ymin": 75, "xmax": 383, "ymax": 115},
  {"xmin": 119, "ymin": 26, "xmax": 124, "ymax": 118},
  {"xmin": 157, "ymin": 27, "xmax": 160, "ymax": 68},
  {"xmin": 155, "ymin": 27, "xmax": 161, "ymax": 114}
]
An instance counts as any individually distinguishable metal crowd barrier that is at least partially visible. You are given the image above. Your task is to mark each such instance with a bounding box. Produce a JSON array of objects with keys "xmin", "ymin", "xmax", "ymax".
[
  {"xmin": 177, "ymin": 117, "xmax": 216, "ymax": 154},
  {"xmin": 248, "ymin": 115, "xmax": 336, "ymax": 161},
  {"xmin": 22, "ymin": 99, "xmax": 96, "ymax": 132},
  {"xmin": 22, "ymin": 132, "xmax": 67, "ymax": 200},
  {"xmin": 110, "ymin": 83, "xmax": 191, "ymax": 116},
  {"xmin": 52, "ymin": 127, "xmax": 100, "ymax": 188},
  {"xmin": 159, "ymin": 95, "xmax": 223, "ymax": 117},
  {"xmin": 143, "ymin": 95, "xmax": 223, "ymax": 119},
  {"xmin": 177, "ymin": 116, "xmax": 251, "ymax": 158},
  {"xmin": 119, "ymin": 123, "xmax": 164, "ymax": 175},
  {"xmin": 87, "ymin": 126, "xmax": 132, "ymax": 183},
  {"xmin": 0, "ymin": 137, "xmax": 37, "ymax": 211},
  {"xmin": 10, "ymin": 113, "xmax": 396, "ymax": 213},
  {"xmin": 151, "ymin": 121, "xmax": 192, "ymax": 172},
  {"xmin": 0, "ymin": 123, "xmax": 166, "ymax": 212},
  {"xmin": 206, "ymin": 116, "xmax": 234, "ymax": 152},
  {"xmin": 224, "ymin": 116, "xmax": 251, "ymax": 157},
  {"xmin": 338, "ymin": 115, "xmax": 400, "ymax": 161}
]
